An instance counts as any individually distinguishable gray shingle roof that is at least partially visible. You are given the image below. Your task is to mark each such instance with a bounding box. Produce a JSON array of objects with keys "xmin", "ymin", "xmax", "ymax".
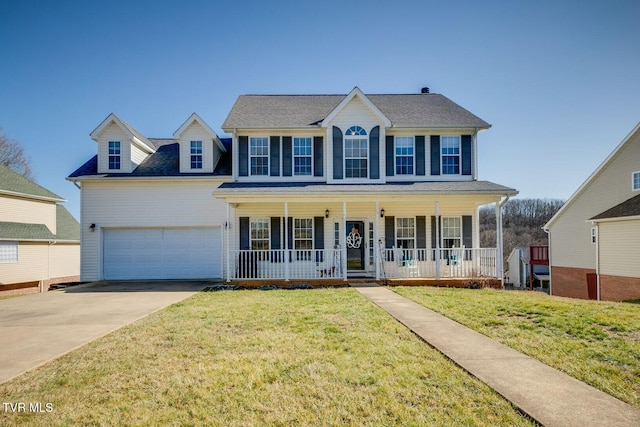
[
  {"xmin": 590, "ymin": 193, "xmax": 640, "ymax": 221},
  {"xmin": 222, "ymin": 93, "xmax": 490, "ymax": 129},
  {"xmin": 0, "ymin": 164, "xmax": 64, "ymax": 201},
  {"xmin": 214, "ymin": 180, "xmax": 517, "ymax": 196},
  {"xmin": 0, "ymin": 205, "xmax": 79, "ymax": 241},
  {"xmin": 68, "ymin": 138, "xmax": 233, "ymax": 178}
]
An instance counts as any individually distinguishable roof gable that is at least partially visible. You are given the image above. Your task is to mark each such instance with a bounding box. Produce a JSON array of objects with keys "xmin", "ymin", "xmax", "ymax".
[
  {"xmin": 544, "ymin": 122, "xmax": 640, "ymax": 229},
  {"xmin": 90, "ymin": 113, "xmax": 156, "ymax": 152},
  {"xmin": 321, "ymin": 87, "xmax": 391, "ymax": 128},
  {"xmin": 173, "ymin": 113, "xmax": 226, "ymax": 152}
]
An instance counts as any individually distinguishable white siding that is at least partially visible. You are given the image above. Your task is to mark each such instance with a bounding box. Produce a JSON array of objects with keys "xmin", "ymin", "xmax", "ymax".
[
  {"xmin": 178, "ymin": 122, "xmax": 218, "ymax": 173},
  {"xmin": 549, "ymin": 130, "xmax": 640, "ymax": 269},
  {"xmin": 49, "ymin": 243, "xmax": 80, "ymax": 279},
  {"xmin": 598, "ymin": 219, "xmax": 640, "ymax": 277},
  {"xmin": 0, "ymin": 195, "xmax": 57, "ymax": 234},
  {"xmin": 97, "ymin": 123, "xmax": 132, "ymax": 173},
  {"xmin": 131, "ymin": 143, "xmax": 149, "ymax": 169},
  {"xmin": 80, "ymin": 179, "xmax": 229, "ymax": 281},
  {"xmin": 326, "ymin": 97, "xmax": 386, "ymax": 184},
  {"xmin": 0, "ymin": 242, "xmax": 48, "ymax": 284}
]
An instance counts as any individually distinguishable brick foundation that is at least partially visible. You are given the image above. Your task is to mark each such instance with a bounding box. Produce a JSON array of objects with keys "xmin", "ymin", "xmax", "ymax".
[
  {"xmin": 600, "ymin": 274, "xmax": 640, "ymax": 301},
  {"xmin": 551, "ymin": 266, "xmax": 595, "ymax": 300}
]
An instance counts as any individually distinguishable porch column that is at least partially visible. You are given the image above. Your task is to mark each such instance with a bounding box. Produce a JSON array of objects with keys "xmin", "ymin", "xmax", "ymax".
[
  {"xmin": 435, "ymin": 201, "xmax": 441, "ymax": 280},
  {"xmin": 496, "ymin": 200, "xmax": 504, "ymax": 282},
  {"xmin": 284, "ymin": 202, "xmax": 289, "ymax": 281},
  {"xmin": 375, "ymin": 201, "xmax": 380, "ymax": 280},
  {"xmin": 226, "ymin": 203, "xmax": 231, "ymax": 282},
  {"xmin": 342, "ymin": 201, "xmax": 347, "ymax": 281}
]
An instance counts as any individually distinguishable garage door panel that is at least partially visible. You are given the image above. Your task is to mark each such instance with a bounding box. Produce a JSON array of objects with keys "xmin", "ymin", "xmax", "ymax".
[{"xmin": 103, "ymin": 228, "xmax": 222, "ymax": 280}]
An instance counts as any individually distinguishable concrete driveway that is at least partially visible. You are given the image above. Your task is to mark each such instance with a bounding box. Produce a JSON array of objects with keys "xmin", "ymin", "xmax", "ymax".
[{"xmin": 0, "ymin": 280, "xmax": 210, "ymax": 383}]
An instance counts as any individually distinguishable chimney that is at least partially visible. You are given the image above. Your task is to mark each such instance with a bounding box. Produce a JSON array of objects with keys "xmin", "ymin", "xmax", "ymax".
[{"xmin": 421, "ymin": 87, "xmax": 430, "ymax": 94}]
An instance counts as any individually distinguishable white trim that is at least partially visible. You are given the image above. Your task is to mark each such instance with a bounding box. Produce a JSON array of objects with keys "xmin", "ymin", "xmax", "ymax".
[
  {"xmin": 440, "ymin": 135, "xmax": 462, "ymax": 176},
  {"xmin": 292, "ymin": 136, "xmax": 314, "ymax": 177},
  {"xmin": 544, "ymin": 122, "xmax": 640, "ymax": 229},
  {"xmin": 394, "ymin": 136, "xmax": 415, "ymax": 176},
  {"xmin": 321, "ymin": 87, "xmax": 392, "ymax": 128},
  {"xmin": 249, "ymin": 136, "xmax": 270, "ymax": 177},
  {"xmin": 174, "ymin": 112, "xmax": 226, "ymax": 152},
  {"xmin": 249, "ymin": 217, "xmax": 270, "ymax": 250},
  {"xmin": 344, "ymin": 128, "xmax": 369, "ymax": 179}
]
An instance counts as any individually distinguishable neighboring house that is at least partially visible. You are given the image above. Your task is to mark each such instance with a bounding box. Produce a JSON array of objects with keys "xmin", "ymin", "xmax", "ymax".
[
  {"xmin": 0, "ymin": 164, "xmax": 80, "ymax": 292},
  {"xmin": 68, "ymin": 87, "xmax": 517, "ymax": 284},
  {"xmin": 506, "ymin": 246, "xmax": 549, "ymax": 290},
  {"xmin": 544, "ymin": 122, "xmax": 640, "ymax": 301}
]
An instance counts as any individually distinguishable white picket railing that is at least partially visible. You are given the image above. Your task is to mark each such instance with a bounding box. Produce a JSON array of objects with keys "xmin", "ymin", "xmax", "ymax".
[
  {"xmin": 231, "ymin": 248, "xmax": 497, "ymax": 280},
  {"xmin": 379, "ymin": 248, "xmax": 497, "ymax": 279}
]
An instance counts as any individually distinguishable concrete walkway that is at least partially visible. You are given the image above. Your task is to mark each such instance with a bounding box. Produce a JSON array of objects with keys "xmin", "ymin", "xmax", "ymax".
[
  {"xmin": 353, "ymin": 284, "xmax": 640, "ymax": 427},
  {"xmin": 0, "ymin": 281, "xmax": 207, "ymax": 384}
]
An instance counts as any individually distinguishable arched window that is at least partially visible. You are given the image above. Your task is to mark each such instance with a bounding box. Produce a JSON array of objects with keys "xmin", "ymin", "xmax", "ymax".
[{"xmin": 345, "ymin": 126, "xmax": 368, "ymax": 178}]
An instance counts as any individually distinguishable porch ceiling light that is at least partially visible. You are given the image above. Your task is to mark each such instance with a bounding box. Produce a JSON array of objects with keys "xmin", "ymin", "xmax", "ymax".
[
  {"xmin": 325, "ymin": 209, "xmax": 330, "ymax": 219},
  {"xmin": 380, "ymin": 208, "xmax": 385, "ymax": 218}
]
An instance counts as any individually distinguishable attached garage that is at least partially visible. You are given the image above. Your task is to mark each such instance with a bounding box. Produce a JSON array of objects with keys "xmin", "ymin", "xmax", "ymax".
[{"xmin": 103, "ymin": 227, "xmax": 222, "ymax": 280}]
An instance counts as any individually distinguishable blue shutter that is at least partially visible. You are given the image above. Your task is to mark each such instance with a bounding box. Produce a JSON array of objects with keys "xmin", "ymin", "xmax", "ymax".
[
  {"xmin": 238, "ymin": 136, "xmax": 248, "ymax": 177},
  {"xmin": 314, "ymin": 216, "xmax": 324, "ymax": 262},
  {"xmin": 332, "ymin": 126, "xmax": 343, "ymax": 179},
  {"xmin": 270, "ymin": 136, "xmax": 280, "ymax": 176},
  {"xmin": 415, "ymin": 136, "xmax": 425, "ymax": 176},
  {"xmin": 385, "ymin": 136, "xmax": 394, "ymax": 176},
  {"xmin": 282, "ymin": 136, "xmax": 292, "ymax": 176},
  {"xmin": 385, "ymin": 216, "xmax": 395, "ymax": 248},
  {"xmin": 461, "ymin": 135, "xmax": 472, "ymax": 176},
  {"xmin": 463, "ymin": 215, "xmax": 473, "ymax": 260},
  {"xmin": 239, "ymin": 217, "xmax": 250, "ymax": 250},
  {"xmin": 430, "ymin": 135, "xmax": 440, "ymax": 175},
  {"xmin": 369, "ymin": 126, "xmax": 379, "ymax": 179},
  {"xmin": 313, "ymin": 136, "xmax": 323, "ymax": 177}
]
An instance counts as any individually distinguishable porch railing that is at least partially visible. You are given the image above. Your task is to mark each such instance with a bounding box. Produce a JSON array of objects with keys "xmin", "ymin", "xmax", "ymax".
[
  {"xmin": 380, "ymin": 248, "xmax": 497, "ymax": 279},
  {"xmin": 231, "ymin": 248, "xmax": 497, "ymax": 280},
  {"xmin": 233, "ymin": 249, "xmax": 343, "ymax": 280}
]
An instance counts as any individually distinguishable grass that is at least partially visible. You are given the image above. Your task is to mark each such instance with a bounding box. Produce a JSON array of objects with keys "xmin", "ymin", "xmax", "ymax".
[
  {"xmin": 0, "ymin": 288, "xmax": 533, "ymax": 426},
  {"xmin": 393, "ymin": 287, "xmax": 640, "ymax": 408}
]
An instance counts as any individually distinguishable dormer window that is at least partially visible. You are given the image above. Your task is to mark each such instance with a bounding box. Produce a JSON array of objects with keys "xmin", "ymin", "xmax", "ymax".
[
  {"xmin": 108, "ymin": 141, "xmax": 121, "ymax": 170},
  {"xmin": 190, "ymin": 141, "xmax": 203, "ymax": 169},
  {"xmin": 345, "ymin": 126, "xmax": 368, "ymax": 178},
  {"xmin": 250, "ymin": 137, "xmax": 269, "ymax": 176}
]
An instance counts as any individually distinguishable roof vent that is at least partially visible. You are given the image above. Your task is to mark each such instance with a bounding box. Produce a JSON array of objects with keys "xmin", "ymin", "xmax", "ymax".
[{"xmin": 421, "ymin": 87, "xmax": 430, "ymax": 94}]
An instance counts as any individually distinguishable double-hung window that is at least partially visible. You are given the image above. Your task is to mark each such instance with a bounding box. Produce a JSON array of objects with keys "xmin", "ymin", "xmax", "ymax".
[
  {"xmin": 0, "ymin": 241, "xmax": 18, "ymax": 263},
  {"xmin": 294, "ymin": 218, "xmax": 313, "ymax": 259},
  {"xmin": 293, "ymin": 137, "xmax": 312, "ymax": 176},
  {"xmin": 395, "ymin": 137, "xmax": 414, "ymax": 175},
  {"xmin": 441, "ymin": 136, "xmax": 460, "ymax": 175},
  {"xmin": 345, "ymin": 126, "xmax": 368, "ymax": 178},
  {"xmin": 190, "ymin": 141, "xmax": 203, "ymax": 169},
  {"xmin": 633, "ymin": 171, "xmax": 640, "ymax": 191},
  {"xmin": 249, "ymin": 137, "xmax": 269, "ymax": 176},
  {"xmin": 250, "ymin": 219, "xmax": 269, "ymax": 251},
  {"xmin": 442, "ymin": 217, "xmax": 462, "ymax": 248},
  {"xmin": 396, "ymin": 217, "xmax": 415, "ymax": 249},
  {"xmin": 108, "ymin": 141, "xmax": 121, "ymax": 170}
]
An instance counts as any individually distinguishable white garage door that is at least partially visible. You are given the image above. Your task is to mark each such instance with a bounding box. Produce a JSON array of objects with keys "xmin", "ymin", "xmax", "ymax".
[{"xmin": 103, "ymin": 228, "xmax": 222, "ymax": 280}]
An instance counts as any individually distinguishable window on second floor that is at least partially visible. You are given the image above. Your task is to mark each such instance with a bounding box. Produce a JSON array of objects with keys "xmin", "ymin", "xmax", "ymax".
[
  {"xmin": 190, "ymin": 141, "xmax": 203, "ymax": 169},
  {"xmin": 633, "ymin": 171, "xmax": 640, "ymax": 191},
  {"xmin": 441, "ymin": 136, "xmax": 460, "ymax": 175},
  {"xmin": 345, "ymin": 126, "xmax": 368, "ymax": 178},
  {"xmin": 250, "ymin": 137, "xmax": 269, "ymax": 176},
  {"xmin": 395, "ymin": 137, "xmax": 414, "ymax": 175},
  {"xmin": 293, "ymin": 137, "xmax": 312, "ymax": 176},
  {"xmin": 108, "ymin": 141, "xmax": 121, "ymax": 170}
]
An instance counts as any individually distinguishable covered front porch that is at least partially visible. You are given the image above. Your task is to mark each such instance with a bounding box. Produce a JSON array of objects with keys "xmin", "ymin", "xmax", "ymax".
[{"xmin": 214, "ymin": 183, "xmax": 513, "ymax": 283}]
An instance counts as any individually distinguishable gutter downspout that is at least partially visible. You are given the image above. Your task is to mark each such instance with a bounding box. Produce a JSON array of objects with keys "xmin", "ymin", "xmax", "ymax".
[
  {"xmin": 593, "ymin": 221, "xmax": 601, "ymax": 301},
  {"xmin": 543, "ymin": 227, "xmax": 552, "ymax": 295},
  {"xmin": 496, "ymin": 195, "xmax": 510, "ymax": 284}
]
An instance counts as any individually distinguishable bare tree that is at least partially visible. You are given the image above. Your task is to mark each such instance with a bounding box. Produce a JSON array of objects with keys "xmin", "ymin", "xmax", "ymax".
[{"xmin": 0, "ymin": 128, "xmax": 33, "ymax": 180}]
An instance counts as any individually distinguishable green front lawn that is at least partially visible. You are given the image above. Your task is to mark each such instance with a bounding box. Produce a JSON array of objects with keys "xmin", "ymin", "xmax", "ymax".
[
  {"xmin": 394, "ymin": 287, "xmax": 640, "ymax": 408},
  {"xmin": 0, "ymin": 288, "xmax": 532, "ymax": 426}
]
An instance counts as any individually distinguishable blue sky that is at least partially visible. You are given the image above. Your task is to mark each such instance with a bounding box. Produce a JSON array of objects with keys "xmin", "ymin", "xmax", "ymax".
[{"xmin": 1, "ymin": 0, "xmax": 639, "ymax": 220}]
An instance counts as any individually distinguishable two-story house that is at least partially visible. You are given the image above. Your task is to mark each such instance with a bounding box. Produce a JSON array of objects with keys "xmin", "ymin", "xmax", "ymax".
[{"xmin": 69, "ymin": 87, "xmax": 517, "ymax": 285}]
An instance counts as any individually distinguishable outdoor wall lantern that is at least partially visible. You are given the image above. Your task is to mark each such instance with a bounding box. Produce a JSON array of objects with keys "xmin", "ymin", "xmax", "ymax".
[
  {"xmin": 380, "ymin": 208, "xmax": 385, "ymax": 218},
  {"xmin": 325, "ymin": 209, "xmax": 330, "ymax": 219},
  {"xmin": 89, "ymin": 223, "xmax": 96, "ymax": 232}
]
